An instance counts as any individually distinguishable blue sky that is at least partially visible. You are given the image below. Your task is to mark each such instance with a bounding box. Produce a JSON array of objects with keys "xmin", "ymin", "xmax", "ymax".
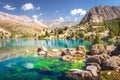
[{"xmin": 0, "ymin": 0, "xmax": 120, "ymax": 22}]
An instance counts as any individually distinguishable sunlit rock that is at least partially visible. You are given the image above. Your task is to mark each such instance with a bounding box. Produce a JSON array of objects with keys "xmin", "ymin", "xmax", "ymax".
[{"xmin": 89, "ymin": 44, "xmax": 107, "ymax": 55}]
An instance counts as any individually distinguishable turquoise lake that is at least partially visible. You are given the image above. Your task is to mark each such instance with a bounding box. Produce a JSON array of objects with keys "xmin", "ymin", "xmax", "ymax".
[
  {"xmin": 0, "ymin": 38, "xmax": 92, "ymax": 49},
  {"xmin": 0, "ymin": 56, "xmax": 86, "ymax": 80},
  {"xmin": 0, "ymin": 38, "xmax": 90, "ymax": 80}
]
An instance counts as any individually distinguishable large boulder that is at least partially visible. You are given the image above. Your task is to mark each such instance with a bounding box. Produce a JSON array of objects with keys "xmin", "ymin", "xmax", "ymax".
[
  {"xmin": 67, "ymin": 69, "xmax": 92, "ymax": 79},
  {"xmin": 86, "ymin": 65, "xmax": 98, "ymax": 77},
  {"xmin": 67, "ymin": 69, "xmax": 99, "ymax": 80},
  {"xmin": 87, "ymin": 63, "xmax": 101, "ymax": 72},
  {"xmin": 102, "ymin": 56, "xmax": 120, "ymax": 70},
  {"xmin": 87, "ymin": 54, "xmax": 110, "ymax": 65},
  {"xmin": 85, "ymin": 63, "xmax": 101, "ymax": 78},
  {"xmin": 89, "ymin": 44, "xmax": 107, "ymax": 55}
]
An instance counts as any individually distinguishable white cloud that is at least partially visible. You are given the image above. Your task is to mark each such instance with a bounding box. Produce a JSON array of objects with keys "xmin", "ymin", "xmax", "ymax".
[
  {"xmin": 70, "ymin": 8, "xmax": 86, "ymax": 15},
  {"xmin": 59, "ymin": 17, "xmax": 64, "ymax": 21},
  {"xmin": 36, "ymin": 7, "xmax": 40, "ymax": 10},
  {"xmin": 22, "ymin": 3, "xmax": 34, "ymax": 11},
  {"xmin": 33, "ymin": 13, "xmax": 42, "ymax": 20},
  {"xmin": 33, "ymin": 15, "xmax": 38, "ymax": 20},
  {"xmin": 4, "ymin": 4, "xmax": 16, "ymax": 10},
  {"xmin": 74, "ymin": 17, "xmax": 78, "ymax": 22}
]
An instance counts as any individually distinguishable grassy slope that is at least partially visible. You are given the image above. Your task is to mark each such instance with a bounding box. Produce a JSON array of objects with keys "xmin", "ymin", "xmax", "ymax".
[{"xmin": 0, "ymin": 20, "xmax": 41, "ymax": 38}]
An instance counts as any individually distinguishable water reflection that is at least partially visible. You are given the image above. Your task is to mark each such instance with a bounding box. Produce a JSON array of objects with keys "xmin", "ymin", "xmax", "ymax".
[{"xmin": 0, "ymin": 38, "xmax": 92, "ymax": 49}]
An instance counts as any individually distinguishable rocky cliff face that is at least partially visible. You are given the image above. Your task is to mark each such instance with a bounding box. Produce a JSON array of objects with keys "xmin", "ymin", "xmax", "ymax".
[
  {"xmin": 81, "ymin": 6, "xmax": 120, "ymax": 23},
  {"xmin": 0, "ymin": 11, "xmax": 47, "ymax": 29}
]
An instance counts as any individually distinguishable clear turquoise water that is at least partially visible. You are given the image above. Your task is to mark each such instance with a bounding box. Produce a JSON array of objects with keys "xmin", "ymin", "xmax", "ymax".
[
  {"xmin": 0, "ymin": 56, "xmax": 86, "ymax": 80},
  {"xmin": 0, "ymin": 38, "xmax": 92, "ymax": 49},
  {"xmin": 0, "ymin": 38, "xmax": 90, "ymax": 80}
]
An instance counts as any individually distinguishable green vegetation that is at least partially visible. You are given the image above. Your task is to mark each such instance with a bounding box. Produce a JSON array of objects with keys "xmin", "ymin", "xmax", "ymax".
[
  {"xmin": 93, "ymin": 34, "xmax": 102, "ymax": 44},
  {"xmin": 97, "ymin": 26, "xmax": 106, "ymax": 32},
  {"xmin": 45, "ymin": 31, "xmax": 50, "ymax": 37},
  {"xmin": 58, "ymin": 29, "xmax": 64, "ymax": 34},
  {"xmin": 1, "ymin": 18, "xmax": 120, "ymax": 42},
  {"xmin": 104, "ymin": 18, "xmax": 120, "ymax": 38},
  {"xmin": 75, "ymin": 31, "xmax": 85, "ymax": 38},
  {"xmin": 33, "ymin": 57, "xmax": 85, "ymax": 72},
  {"xmin": 63, "ymin": 26, "xmax": 68, "ymax": 30},
  {"xmin": 87, "ymin": 18, "xmax": 120, "ymax": 38},
  {"xmin": 38, "ymin": 35, "xmax": 46, "ymax": 40},
  {"xmin": 79, "ymin": 18, "xmax": 120, "ymax": 43},
  {"xmin": 100, "ymin": 70, "xmax": 120, "ymax": 80}
]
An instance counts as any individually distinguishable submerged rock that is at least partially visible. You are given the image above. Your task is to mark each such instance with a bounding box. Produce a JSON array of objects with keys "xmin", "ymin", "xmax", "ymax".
[
  {"xmin": 72, "ymin": 51, "xmax": 86, "ymax": 58},
  {"xmin": 60, "ymin": 47, "xmax": 86, "ymax": 61},
  {"xmin": 60, "ymin": 55, "xmax": 73, "ymax": 62}
]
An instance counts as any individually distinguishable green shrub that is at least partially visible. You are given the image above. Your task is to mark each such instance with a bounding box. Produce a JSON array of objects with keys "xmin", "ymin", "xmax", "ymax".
[{"xmin": 93, "ymin": 34, "xmax": 102, "ymax": 44}]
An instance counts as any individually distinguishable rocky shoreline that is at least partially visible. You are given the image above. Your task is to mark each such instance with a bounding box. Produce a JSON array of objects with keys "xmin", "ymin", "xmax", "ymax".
[
  {"xmin": 36, "ymin": 44, "xmax": 120, "ymax": 80},
  {"xmin": 67, "ymin": 44, "xmax": 120, "ymax": 80},
  {"xmin": 0, "ymin": 44, "xmax": 120, "ymax": 80}
]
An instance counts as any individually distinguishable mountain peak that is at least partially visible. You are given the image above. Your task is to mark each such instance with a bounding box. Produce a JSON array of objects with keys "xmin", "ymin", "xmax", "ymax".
[{"xmin": 81, "ymin": 6, "xmax": 120, "ymax": 23}]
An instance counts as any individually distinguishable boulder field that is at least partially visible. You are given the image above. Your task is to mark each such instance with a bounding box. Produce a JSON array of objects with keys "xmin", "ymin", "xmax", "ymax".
[
  {"xmin": 37, "ymin": 44, "xmax": 120, "ymax": 80},
  {"xmin": 67, "ymin": 44, "xmax": 120, "ymax": 80}
]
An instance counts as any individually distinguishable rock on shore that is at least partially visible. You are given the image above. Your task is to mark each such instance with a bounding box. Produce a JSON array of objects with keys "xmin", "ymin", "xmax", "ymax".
[{"xmin": 67, "ymin": 44, "xmax": 120, "ymax": 80}]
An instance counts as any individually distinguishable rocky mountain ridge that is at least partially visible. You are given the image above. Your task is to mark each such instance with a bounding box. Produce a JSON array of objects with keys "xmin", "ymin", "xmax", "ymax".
[
  {"xmin": 0, "ymin": 11, "xmax": 47, "ymax": 29},
  {"xmin": 81, "ymin": 6, "xmax": 120, "ymax": 23}
]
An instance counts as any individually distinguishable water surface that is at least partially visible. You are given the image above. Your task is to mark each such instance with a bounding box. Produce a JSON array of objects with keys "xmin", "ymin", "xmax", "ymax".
[
  {"xmin": 0, "ymin": 38, "xmax": 92, "ymax": 49},
  {"xmin": 0, "ymin": 38, "xmax": 89, "ymax": 80},
  {"xmin": 0, "ymin": 56, "xmax": 86, "ymax": 80}
]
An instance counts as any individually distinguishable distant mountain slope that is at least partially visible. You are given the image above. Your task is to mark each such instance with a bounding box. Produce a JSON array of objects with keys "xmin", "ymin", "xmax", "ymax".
[
  {"xmin": 42, "ymin": 20, "xmax": 78, "ymax": 29},
  {"xmin": 0, "ymin": 20, "xmax": 42, "ymax": 38},
  {"xmin": 0, "ymin": 11, "xmax": 48, "ymax": 39},
  {"xmin": 0, "ymin": 11, "xmax": 47, "ymax": 29},
  {"xmin": 81, "ymin": 6, "xmax": 120, "ymax": 23}
]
